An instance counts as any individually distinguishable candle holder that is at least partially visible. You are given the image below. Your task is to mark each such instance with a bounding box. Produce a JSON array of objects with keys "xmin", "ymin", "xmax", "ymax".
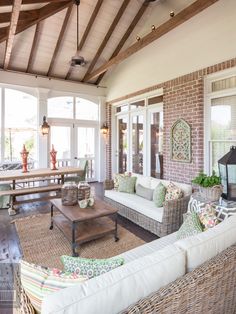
[
  {"xmin": 50, "ymin": 145, "xmax": 58, "ymax": 170},
  {"xmin": 21, "ymin": 145, "xmax": 29, "ymax": 173}
]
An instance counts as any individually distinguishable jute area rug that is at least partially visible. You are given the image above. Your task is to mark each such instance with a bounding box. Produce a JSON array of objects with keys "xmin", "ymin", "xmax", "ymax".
[{"xmin": 14, "ymin": 213, "xmax": 145, "ymax": 269}]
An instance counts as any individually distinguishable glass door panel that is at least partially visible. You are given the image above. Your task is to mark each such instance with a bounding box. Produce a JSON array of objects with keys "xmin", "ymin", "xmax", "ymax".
[
  {"xmin": 150, "ymin": 111, "xmax": 163, "ymax": 178},
  {"xmin": 77, "ymin": 127, "xmax": 96, "ymax": 180},
  {"xmin": 50, "ymin": 126, "xmax": 71, "ymax": 166},
  {"xmin": 132, "ymin": 115, "xmax": 144, "ymax": 174},
  {"xmin": 118, "ymin": 116, "xmax": 128, "ymax": 173}
]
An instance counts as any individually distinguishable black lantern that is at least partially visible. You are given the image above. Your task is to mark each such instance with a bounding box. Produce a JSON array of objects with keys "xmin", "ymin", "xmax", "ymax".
[{"xmin": 218, "ymin": 146, "xmax": 236, "ymax": 200}]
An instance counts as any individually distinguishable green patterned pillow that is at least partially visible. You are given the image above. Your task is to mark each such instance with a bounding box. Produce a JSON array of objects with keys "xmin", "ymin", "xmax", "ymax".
[
  {"xmin": 113, "ymin": 173, "xmax": 131, "ymax": 190},
  {"xmin": 20, "ymin": 260, "xmax": 88, "ymax": 312},
  {"xmin": 61, "ymin": 256, "xmax": 125, "ymax": 279},
  {"xmin": 118, "ymin": 176, "xmax": 137, "ymax": 194},
  {"xmin": 177, "ymin": 212, "xmax": 203, "ymax": 240},
  {"xmin": 153, "ymin": 183, "xmax": 166, "ymax": 207}
]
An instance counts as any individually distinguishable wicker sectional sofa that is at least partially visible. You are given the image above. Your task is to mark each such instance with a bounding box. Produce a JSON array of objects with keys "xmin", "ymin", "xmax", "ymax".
[
  {"xmin": 104, "ymin": 173, "xmax": 192, "ymax": 237},
  {"xmin": 38, "ymin": 215, "xmax": 236, "ymax": 314}
]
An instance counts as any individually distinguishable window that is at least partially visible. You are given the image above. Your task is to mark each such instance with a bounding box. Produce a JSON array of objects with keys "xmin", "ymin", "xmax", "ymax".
[
  {"xmin": 210, "ymin": 96, "xmax": 236, "ymax": 172},
  {"xmin": 206, "ymin": 69, "xmax": 236, "ymax": 174},
  {"xmin": 4, "ymin": 89, "xmax": 37, "ymax": 165},
  {"xmin": 48, "ymin": 97, "xmax": 73, "ymax": 119},
  {"xmin": 75, "ymin": 98, "xmax": 98, "ymax": 120}
]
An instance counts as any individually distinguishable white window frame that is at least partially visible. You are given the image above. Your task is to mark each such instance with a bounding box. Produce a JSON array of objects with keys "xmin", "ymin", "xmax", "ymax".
[{"xmin": 204, "ymin": 66, "xmax": 236, "ymax": 174}]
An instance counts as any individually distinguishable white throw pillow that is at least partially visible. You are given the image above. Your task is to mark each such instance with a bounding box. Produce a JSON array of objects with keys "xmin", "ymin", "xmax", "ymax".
[{"xmin": 175, "ymin": 215, "xmax": 236, "ymax": 272}]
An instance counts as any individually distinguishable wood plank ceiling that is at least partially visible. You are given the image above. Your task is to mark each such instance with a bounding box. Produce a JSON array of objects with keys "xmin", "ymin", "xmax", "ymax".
[{"xmin": 0, "ymin": 0, "xmax": 218, "ymax": 86}]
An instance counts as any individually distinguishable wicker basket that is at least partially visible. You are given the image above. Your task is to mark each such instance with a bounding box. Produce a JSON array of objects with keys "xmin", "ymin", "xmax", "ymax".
[
  {"xmin": 199, "ymin": 185, "xmax": 223, "ymax": 202},
  {"xmin": 78, "ymin": 182, "xmax": 90, "ymax": 201},
  {"xmin": 61, "ymin": 182, "xmax": 78, "ymax": 206}
]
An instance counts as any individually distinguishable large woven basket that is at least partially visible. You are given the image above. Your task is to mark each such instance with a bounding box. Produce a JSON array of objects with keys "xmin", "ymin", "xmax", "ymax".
[
  {"xmin": 199, "ymin": 185, "xmax": 223, "ymax": 202},
  {"xmin": 61, "ymin": 182, "xmax": 78, "ymax": 206}
]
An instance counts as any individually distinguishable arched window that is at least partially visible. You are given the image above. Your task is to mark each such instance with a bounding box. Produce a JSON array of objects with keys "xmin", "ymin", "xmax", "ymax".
[
  {"xmin": 76, "ymin": 98, "xmax": 98, "ymax": 120},
  {"xmin": 4, "ymin": 88, "xmax": 37, "ymax": 166}
]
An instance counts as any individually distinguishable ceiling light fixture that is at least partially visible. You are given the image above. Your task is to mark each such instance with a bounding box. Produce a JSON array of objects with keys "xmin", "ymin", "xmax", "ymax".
[{"xmin": 70, "ymin": 0, "xmax": 86, "ymax": 67}]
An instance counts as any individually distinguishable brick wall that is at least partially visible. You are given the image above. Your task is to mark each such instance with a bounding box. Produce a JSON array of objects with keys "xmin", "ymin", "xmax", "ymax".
[
  {"xmin": 105, "ymin": 102, "xmax": 112, "ymax": 179},
  {"xmin": 106, "ymin": 57, "xmax": 236, "ymax": 183}
]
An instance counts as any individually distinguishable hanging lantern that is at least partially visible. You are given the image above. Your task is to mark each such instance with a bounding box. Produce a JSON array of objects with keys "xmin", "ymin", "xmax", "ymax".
[{"xmin": 41, "ymin": 116, "xmax": 50, "ymax": 135}]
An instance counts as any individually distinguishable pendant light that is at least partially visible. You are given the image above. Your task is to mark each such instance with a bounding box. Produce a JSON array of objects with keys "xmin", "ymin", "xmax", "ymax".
[{"xmin": 70, "ymin": 0, "xmax": 86, "ymax": 67}]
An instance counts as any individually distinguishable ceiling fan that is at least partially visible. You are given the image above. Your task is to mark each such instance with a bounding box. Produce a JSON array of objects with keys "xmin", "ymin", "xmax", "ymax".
[{"xmin": 70, "ymin": 0, "xmax": 86, "ymax": 67}]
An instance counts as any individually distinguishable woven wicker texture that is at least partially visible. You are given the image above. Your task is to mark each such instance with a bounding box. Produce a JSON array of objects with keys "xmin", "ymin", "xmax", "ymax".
[
  {"xmin": 123, "ymin": 245, "xmax": 236, "ymax": 314},
  {"xmin": 104, "ymin": 193, "xmax": 190, "ymax": 237},
  {"xmin": 14, "ymin": 213, "xmax": 145, "ymax": 269}
]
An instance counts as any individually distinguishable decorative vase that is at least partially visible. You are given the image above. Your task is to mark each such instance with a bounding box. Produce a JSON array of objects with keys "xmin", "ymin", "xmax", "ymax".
[
  {"xmin": 50, "ymin": 145, "xmax": 58, "ymax": 170},
  {"xmin": 20, "ymin": 144, "xmax": 29, "ymax": 173},
  {"xmin": 78, "ymin": 181, "xmax": 90, "ymax": 200},
  {"xmin": 61, "ymin": 182, "xmax": 78, "ymax": 206}
]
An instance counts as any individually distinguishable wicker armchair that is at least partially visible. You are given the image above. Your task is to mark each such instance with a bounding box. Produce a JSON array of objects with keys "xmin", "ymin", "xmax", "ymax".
[{"xmin": 104, "ymin": 179, "xmax": 190, "ymax": 237}]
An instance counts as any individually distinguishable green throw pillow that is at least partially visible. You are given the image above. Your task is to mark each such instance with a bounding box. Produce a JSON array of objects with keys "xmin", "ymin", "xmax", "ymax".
[
  {"xmin": 153, "ymin": 183, "xmax": 166, "ymax": 207},
  {"xmin": 61, "ymin": 256, "xmax": 125, "ymax": 279},
  {"xmin": 118, "ymin": 176, "xmax": 137, "ymax": 194},
  {"xmin": 177, "ymin": 212, "xmax": 203, "ymax": 240}
]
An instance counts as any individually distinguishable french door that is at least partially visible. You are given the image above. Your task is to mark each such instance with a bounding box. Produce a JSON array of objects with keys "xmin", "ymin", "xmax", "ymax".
[{"xmin": 49, "ymin": 121, "xmax": 98, "ymax": 181}]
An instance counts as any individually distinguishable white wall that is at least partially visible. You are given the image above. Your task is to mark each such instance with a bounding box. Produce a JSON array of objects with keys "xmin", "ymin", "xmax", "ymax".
[{"xmin": 104, "ymin": 0, "xmax": 236, "ymax": 101}]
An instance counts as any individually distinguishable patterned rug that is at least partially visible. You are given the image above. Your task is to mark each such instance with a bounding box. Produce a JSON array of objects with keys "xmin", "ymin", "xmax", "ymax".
[{"xmin": 14, "ymin": 213, "xmax": 145, "ymax": 269}]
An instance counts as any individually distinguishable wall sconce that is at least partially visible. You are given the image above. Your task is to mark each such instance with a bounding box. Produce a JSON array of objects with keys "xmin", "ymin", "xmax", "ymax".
[
  {"xmin": 101, "ymin": 122, "xmax": 109, "ymax": 135},
  {"xmin": 41, "ymin": 116, "xmax": 50, "ymax": 135}
]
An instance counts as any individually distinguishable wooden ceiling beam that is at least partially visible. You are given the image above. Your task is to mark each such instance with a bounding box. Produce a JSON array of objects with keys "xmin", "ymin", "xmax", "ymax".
[
  {"xmin": 85, "ymin": 0, "xmax": 219, "ymax": 82},
  {"xmin": 0, "ymin": 0, "xmax": 67, "ymax": 6},
  {"xmin": 3, "ymin": 0, "xmax": 22, "ymax": 70},
  {"xmin": 0, "ymin": 8, "xmax": 40, "ymax": 24},
  {"xmin": 82, "ymin": 0, "xmax": 131, "ymax": 82},
  {"xmin": 47, "ymin": 3, "xmax": 73, "ymax": 76},
  {"xmin": 65, "ymin": 0, "xmax": 104, "ymax": 80},
  {"xmin": 0, "ymin": 1, "xmax": 71, "ymax": 43},
  {"xmin": 95, "ymin": 1, "xmax": 149, "ymax": 85},
  {"xmin": 26, "ymin": 22, "xmax": 42, "ymax": 73}
]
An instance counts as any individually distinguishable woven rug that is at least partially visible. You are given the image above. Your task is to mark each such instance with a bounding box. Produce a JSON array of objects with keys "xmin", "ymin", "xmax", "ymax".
[{"xmin": 14, "ymin": 213, "xmax": 145, "ymax": 269}]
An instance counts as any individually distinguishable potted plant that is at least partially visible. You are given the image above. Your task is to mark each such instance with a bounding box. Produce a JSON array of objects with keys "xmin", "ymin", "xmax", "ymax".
[{"xmin": 192, "ymin": 171, "xmax": 222, "ymax": 201}]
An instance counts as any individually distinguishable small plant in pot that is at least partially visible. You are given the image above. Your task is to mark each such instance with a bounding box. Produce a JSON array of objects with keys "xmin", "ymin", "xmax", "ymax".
[{"xmin": 192, "ymin": 171, "xmax": 222, "ymax": 201}]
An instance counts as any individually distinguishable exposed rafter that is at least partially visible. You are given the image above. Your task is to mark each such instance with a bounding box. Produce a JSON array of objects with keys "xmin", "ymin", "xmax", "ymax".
[
  {"xmin": 3, "ymin": 0, "xmax": 22, "ymax": 70},
  {"xmin": 85, "ymin": 0, "xmax": 219, "ymax": 82},
  {"xmin": 0, "ymin": 1, "xmax": 71, "ymax": 43},
  {"xmin": 26, "ymin": 22, "xmax": 42, "ymax": 73},
  {"xmin": 0, "ymin": 0, "xmax": 67, "ymax": 6},
  {"xmin": 0, "ymin": 8, "xmax": 40, "ymax": 24},
  {"xmin": 82, "ymin": 0, "xmax": 131, "ymax": 82},
  {"xmin": 47, "ymin": 3, "xmax": 73, "ymax": 77},
  {"xmin": 65, "ymin": 0, "xmax": 104, "ymax": 80},
  {"xmin": 95, "ymin": 1, "xmax": 149, "ymax": 85}
]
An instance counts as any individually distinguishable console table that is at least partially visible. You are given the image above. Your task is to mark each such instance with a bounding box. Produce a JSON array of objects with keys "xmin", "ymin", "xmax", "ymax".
[{"xmin": 0, "ymin": 167, "xmax": 83, "ymax": 215}]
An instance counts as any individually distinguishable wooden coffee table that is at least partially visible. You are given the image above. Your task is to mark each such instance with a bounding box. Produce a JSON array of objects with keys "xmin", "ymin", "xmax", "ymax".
[{"xmin": 49, "ymin": 198, "xmax": 119, "ymax": 256}]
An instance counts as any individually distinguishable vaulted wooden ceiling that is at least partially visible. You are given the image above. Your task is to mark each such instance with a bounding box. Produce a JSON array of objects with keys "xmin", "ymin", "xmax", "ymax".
[{"xmin": 0, "ymin": 0, "xmax": 218, "ymax": 86}]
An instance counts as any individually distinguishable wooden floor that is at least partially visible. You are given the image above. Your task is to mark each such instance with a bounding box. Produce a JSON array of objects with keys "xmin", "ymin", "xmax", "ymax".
[{"xmin": 0, "ymin": 183, "xmax": 157, "ymax": 313}]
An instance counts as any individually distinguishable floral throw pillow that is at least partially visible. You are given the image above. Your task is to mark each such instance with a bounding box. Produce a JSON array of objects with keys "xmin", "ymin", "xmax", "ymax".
[
  {"xmin": 198, "ymin": 204, "xmax": 219, "ymax": 230},
  {"xmin": 61, "ymin": 256, "xmax": 124, "ymax": 279},
  {"xmin": 113, "ymin": 172, "xmax": 131, "ymax": 190},
  {"xmin": 153, "ymin": 183, "xmax": 166, "ymax": 207},
  {"xmin": 165, "ymin": 182, "xmax": 183, "ymax": 201},
  {"xmin": 118, "ymin": 176, "xmax": 137, "ymax": 194},
  {"xmin": 177, "ymin": 212, "xmax": 203, "ymax": 240}
]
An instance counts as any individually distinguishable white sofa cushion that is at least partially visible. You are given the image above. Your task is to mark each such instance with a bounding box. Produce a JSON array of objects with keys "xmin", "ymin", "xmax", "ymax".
[
  {"xmin": 104, "ymin": 189, "xmax": 163, "ymax": 222},
  {"xmin": 41, "ymin": 245, "xmax": 185, "ymax": 314},
  {"xmin": 118, "ymin": 232, "xmax": 177, "ymax": 263},
  {"xmin": 175, "ymin": 215, "xmax": 236, "ymax": 272}
]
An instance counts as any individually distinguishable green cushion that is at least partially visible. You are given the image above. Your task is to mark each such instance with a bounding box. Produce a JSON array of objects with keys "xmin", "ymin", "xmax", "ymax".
[
  {"xmin": 118, "ymin": 176, "xmax": 137, "ymax": 194},
  {"xmin": 153, "ymin": 183, "xmax": 166, "ymax": 207},
  {"xmin": 177, "ymin": 212, "xmax": 203, "ymax": 240},
  {"xmin": 61, "ymin": 256, "xmax": 124, "ymax": 279}
]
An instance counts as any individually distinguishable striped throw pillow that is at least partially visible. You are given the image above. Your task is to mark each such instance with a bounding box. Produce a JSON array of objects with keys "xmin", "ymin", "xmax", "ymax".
[{"xmin": 20, "ymin": 260, "xmax": 88, "ymax": 312}]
